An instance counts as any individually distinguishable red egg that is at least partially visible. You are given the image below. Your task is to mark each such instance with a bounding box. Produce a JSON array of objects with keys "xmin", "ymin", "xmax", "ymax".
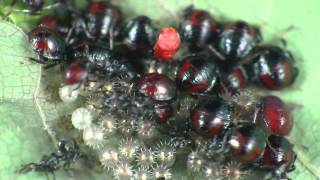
[{"xmin": 153, "ymin": 27, "xmax": 181, "ymax": 61}]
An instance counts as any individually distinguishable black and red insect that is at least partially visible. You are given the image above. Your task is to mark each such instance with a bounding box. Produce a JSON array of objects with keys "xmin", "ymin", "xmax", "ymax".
[
  {"xmin": 258, "ymin": 95, "xmax": 293, "ymax": 136},
  {"xmin": 175, "ymin": 55, "xmax": 220, "ymax": 93},
  {"xmin": 28, "ymin": 26, "xmax": 67, "ymax": 64},
  {"xmin": 137, "ymin": 73, "xmax": 177, "ymax": 101},
  {"xmin": 217, "ymin": 20, "xmax": 262, "ymax": 60},
  {"xmin": 251, "ymin": 45, "xmax": 299, "ymax": 90},
  {"xmin": 62, "ymin": 59, "xmax": 89, "ymax": 85},
  {"xmin": 261, "ymin": 135, "xmax": 297, "ymax": 179},
  {"xmin": 120, "ymin": 15, "xmax": 156, "ymax": 57},
  {"xmin": 191, "ymin": 99, "xmax": 232, "ymax": 138},
  {"xmin": 180, "ymin": 6, "xmax": 220, "ymax": 51},
  {"xmin": 228, "ymin": 123, "xmax": 267, "ymax": 163},
  {"xmin": 85, "ymin": 1, "xmax": 122, "ymax": 40},
  {"xmin": 221, "ymin": 65, "xmax": 251, "ymax": 92}
]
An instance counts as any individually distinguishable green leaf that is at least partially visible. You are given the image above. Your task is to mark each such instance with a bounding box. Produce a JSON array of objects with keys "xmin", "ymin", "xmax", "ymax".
[
  {"xmin": 0, "ymin": 20, "xmax": 87, "ymax": 180},
  {"xmin": 0, "ymin": 20, "xmax": 53, "ymax": 180},
  {"xmin": 1, "ymin": 0, "xmax": 320, "ymax": 179}
]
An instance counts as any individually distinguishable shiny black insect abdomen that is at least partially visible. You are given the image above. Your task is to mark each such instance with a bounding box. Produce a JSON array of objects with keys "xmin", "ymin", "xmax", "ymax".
[
  {"xmin": 69, "ymin": 43, "xmax": 138, "ymax": 78},
  {"xmin": 120, "ymin": 15, "xmax": 156, "ymax": 56},
  {"xmin": 251, "ymin": 45, "xmax": 299, "ymax": 90},
  {"xmin": 29, "ymin": 26, "xmax": 67, "ymax": 62},
  {"xmin": 217, "ymin": 21, "xmax": 262, "ymax": 61},
  {"xmin": 180, "ymin": 6, "xmax": 219, "ymax": 51}
]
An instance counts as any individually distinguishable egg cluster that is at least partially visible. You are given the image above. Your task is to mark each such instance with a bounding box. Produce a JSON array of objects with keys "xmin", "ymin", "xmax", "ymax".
[{"xmin": 17, "ymin": 0, "xmax": 300, "ymax": 179}]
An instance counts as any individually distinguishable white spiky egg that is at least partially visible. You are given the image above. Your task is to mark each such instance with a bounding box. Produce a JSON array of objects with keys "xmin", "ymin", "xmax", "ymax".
[
  {"xmin": 136, "ymin": 147, "xmax": 155, "ymax": 168},
  {"xmin": 119, "ymin": 138, "xmax": 141, "ymax": 162},
  {"xmin": 113, "ymin": 160, "xmax": 134, "ymax": 180},
  {"xmin": 71, "ymin": 107, "xmax": 93, "ymax": 130},
  {"xmin": 136, "ymin": 120, "xmax": 157, "ymax": 140},
  {"xmin": 99, "ymin": 146, "xmax": 119, "ymax": 169},
  {"xmin": 153, "ymin": 164, "xmax": 172, "ymax": 180},
  {"xmin": 99, "ymin": 113, "xmax": 118, "ymax": 136},
  {"xmin": 222, "ymin": 161, "xmax": 248, "ymax": 180},
  {"xmin": 83, "ymin": 125, "xmax": 105, "ymax": 149},
  {"xmin": 134, "ymin": 167, "xmax": 152, "ymax": 180},
  {"xmin": 231, "ymin": 89, "xmax": 257, "ymax": 110},
  {"xmin": 59, "ymin": 84, "xmax": 80, "ymax": 103},
  {"xmin": 155, "ymin": 141, "xmax": 176, "ymax": 167},
  {"xmin": 86, "ymin": 93, "xmax": 106, "ymax": 109},
  {"xmin": 202, "ymin": 163, "xmax": 222, "ymax": 180},
  {"xmin": 187, "ymin": 151, "xmax": 205, "ymax": 173},
  {"xmin": 118, "ymin": 117, "xmax": 136, "ymax": 136}
]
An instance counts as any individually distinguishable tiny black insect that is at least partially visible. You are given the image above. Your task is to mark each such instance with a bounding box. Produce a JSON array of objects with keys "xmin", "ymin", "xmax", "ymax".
[
  {"xmin": 66, "ymin": 42, "xmax": 138, "ymax": 80},
  {"xmin": 17, "ymin": 139, "xmax": 87, "ymax": 180}
]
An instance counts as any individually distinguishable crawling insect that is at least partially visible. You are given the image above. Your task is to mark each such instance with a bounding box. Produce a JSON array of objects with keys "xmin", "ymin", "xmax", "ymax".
[
  {"xmin": 8, "ymin": 0, "xmax": 74, "ymax": 15},
  {"xmin": 17, "ymin": 153, "xmax": 60, "ymax": 179},
  {"xmin": 62, "ymin": 42, "xmax": 138, "ymax": 86},
  {"xmin": 17, "ymin": 139, "xmax": 87, "ymax": 180},
  {"xmin": 261, "ymin": 135, "xmax": 297, "ymax": 180}
]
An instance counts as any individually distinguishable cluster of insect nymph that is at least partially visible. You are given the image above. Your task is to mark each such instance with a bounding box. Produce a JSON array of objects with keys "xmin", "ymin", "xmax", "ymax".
[{"xmin": 11, "ymin": 0, "xmax": 300, "ymax": 180}]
